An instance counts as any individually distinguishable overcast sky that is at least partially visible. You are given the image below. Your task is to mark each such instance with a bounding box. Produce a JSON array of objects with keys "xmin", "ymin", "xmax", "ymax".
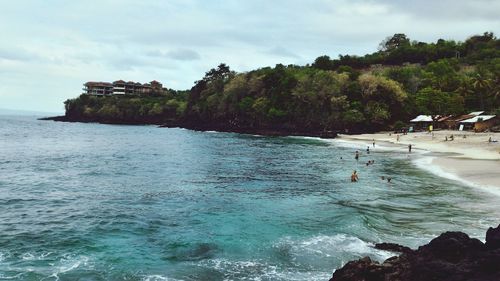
[{"xmin": 1, "ymin": 0, "xmax": 499, "ymax": 113}]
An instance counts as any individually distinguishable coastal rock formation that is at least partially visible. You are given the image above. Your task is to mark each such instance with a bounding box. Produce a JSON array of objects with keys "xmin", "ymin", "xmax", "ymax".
[{"xmin": 330, "ymin": 224, "xmax": 500, "ymax": 281}]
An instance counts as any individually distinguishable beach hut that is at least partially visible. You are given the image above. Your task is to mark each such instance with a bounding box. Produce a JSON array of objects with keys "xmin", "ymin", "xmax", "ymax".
[
  {"xmin": 435, "ymin": 115, "xmax": 453, "ymax": 129},
  {"xmin": 442, "ymin": 112, "xmax": 486, "ymax": 130},
  {"xmin": 410, "ymin": 115, "xmax": 433, "ymax": 131},
  {"xmin": 460, "ymin": 115, "xmax": 497, "ymax": 132}
]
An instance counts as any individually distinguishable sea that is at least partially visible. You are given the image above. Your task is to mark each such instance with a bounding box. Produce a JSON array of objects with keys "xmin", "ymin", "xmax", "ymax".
[{"xmin": 1, "ymin": 115, "xmax": 499, "ymax": 281}]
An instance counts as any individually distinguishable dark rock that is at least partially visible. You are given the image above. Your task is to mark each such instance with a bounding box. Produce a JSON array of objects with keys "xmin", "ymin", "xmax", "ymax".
[
  {"xmin": 375, "ymin": 242, "xmax": 413, "ymax": 254},
  {"xmin": 330, "ymin": 227, "xmax": 500, "ymax": 281},
  {"xmin": 420, "ymin": 231, "xmax": 485, "ymax": 263},
  {"xmin": 486, "ymin": 224, "xmax": 500, "ymax": 250},
  {"xmin": 331, "ymin": 257, "xmax": 386, "ymax": 281}
]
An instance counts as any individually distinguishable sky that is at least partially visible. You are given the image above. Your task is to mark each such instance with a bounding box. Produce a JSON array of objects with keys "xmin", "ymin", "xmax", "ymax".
[{"xmin": 0, "ymin": 0, "xmax": 499, "ymax": 113}]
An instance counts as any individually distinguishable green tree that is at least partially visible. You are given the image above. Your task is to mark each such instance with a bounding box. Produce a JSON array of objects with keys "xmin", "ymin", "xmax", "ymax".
[
  {"xmin": 379, "ymin": 33, "xmax": 411, "ymax": 52},
  {"xmin": 471, "ymin": 72, "xmax": 492, "ymax": 110}
]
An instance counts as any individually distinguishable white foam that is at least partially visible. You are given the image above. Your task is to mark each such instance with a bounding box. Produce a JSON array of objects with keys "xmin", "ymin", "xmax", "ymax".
[
  {"xmin": 58, "ymin": 256, "xmax": 89, "ymax": 273},
  {"xmin": 412, "ymin": 155, "xmax": 500, "ymax": 197},
  {"xmin": 196, "ymin": 258, "xmax": 331, "ymax": 281},
  {"xmin": 0, "ymin": 273, "xmax": 23, "ymax": 280},
  {"xmin": 142, "ymin": 275, "xmax": 184, "ymax": 281},
  {"xmin": 20, "ymin": 252, "xmax": 52, "ymax": 261},
  {"xmin": 21, "ymin": 253, "xmax": 35, "ymax": 260},
  {"xmin": 190, "ymin": 234, "xmax": 394, "ymax": 280},
  {"xmin": 281, "ymin": 234, "xmax": 394, "ymax": 263},
  {"xmin": 332, "ymin": 138, "xmax": 426, "ymax": 155},
  {"xmin": 48, "ymin": 255, "xmax": 92, "ymax": 280}
]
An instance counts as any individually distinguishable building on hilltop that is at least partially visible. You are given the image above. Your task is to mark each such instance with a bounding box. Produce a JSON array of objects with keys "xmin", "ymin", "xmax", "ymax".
[
  {"xmin": 112, "ymin": 80, "xmax": 127, "ymax": 95},
  {"xmin": 83, "ymin": 82, "xmax": 113, "ymax": 95},
  {"xmin": 84, "ymin": 80, "xmax": 165, "ymax": 95}
]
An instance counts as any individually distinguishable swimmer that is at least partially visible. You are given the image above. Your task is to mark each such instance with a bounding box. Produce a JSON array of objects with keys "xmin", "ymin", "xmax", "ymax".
[{"xmin": 351, "ymin": 170, "xmax": 359, "ymax": 182}]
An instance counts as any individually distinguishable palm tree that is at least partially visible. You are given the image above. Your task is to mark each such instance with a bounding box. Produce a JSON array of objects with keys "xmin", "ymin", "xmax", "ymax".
[
  {"xmin": 471, "ymin": 73, "xmax": 492, "ymax": 110},
  {"xmin": 456, "ymin": 78, "xmax": 474, "ymax": 98},
  {"xmin": 492, "ymin": 76, "xmax": 500, "ymax": 106}
]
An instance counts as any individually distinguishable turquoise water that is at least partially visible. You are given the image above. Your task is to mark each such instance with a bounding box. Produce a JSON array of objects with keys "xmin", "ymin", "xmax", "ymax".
[{"xmin": 0, "ymin": 115, "xmax": 499, "ymax": 280}]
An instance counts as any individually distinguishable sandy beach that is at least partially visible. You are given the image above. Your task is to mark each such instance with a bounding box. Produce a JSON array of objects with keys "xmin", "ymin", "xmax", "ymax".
[{"xmin": 339, "ymin": 130, "xmax": 500, "ymax": 190}]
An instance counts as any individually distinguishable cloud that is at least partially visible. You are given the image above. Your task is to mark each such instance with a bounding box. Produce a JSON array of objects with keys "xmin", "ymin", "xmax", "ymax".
[
  {"xmin": 0, "ymin": 48, "xmax": 39, "ymax": 62},
  {"xmin": 378, "ymin": 0, "xmax": 500, "ymax": 21},
  {"xmin": 0, "ymin": 0, "xmax": 498, "ymax": 112},
  {"xmin": 265, "ymin": 46, "xmax": 301, "ymax": 59},
  {"xmin": 146, "ymin": 49, "xmax": 201, "ymax": 61}
]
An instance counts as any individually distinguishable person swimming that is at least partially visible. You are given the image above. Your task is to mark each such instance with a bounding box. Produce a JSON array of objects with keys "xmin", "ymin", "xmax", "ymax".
[{"xmin": 351, "ymin": 170, "xmax": 359, "ymax": 182}]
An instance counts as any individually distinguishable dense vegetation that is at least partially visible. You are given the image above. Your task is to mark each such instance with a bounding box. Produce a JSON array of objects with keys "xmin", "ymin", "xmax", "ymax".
[
  {"xmin": 64, "ymin": 90, "xmax": 188, "ymax": 124},
  {"xmin": 63, "ymin": 32, "xmax": 500, "ymax": 133}
]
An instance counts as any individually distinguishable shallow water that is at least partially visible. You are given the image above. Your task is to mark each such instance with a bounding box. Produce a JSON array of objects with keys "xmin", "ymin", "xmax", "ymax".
[{"xmin": 0, "ymin": 115, "xmax": 499, "ymax": 280}]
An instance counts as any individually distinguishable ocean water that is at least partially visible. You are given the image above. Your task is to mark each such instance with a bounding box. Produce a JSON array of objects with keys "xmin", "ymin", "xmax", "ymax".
[{"xmin": 0, "ymin": 115, "xmax": 499, "ymax": 281}]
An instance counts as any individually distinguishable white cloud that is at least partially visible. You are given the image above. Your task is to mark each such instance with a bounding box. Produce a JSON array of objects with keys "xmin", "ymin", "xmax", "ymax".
[{"xmin": 0, "ymin": 0, "xmax": 498, "ymax": 112}]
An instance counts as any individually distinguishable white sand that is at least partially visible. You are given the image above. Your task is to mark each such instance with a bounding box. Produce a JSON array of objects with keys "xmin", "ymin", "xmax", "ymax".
[{"xmin": 338, "ymin": 130, "xmax": 500, "ymax": 190}]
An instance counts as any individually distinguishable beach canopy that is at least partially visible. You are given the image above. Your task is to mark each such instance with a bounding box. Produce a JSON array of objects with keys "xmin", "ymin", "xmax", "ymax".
[
  {"xmin": 410, "ymin": 115, "xmax": 433, "ymax": 122},
  {"xmin": 460, "ymin": 115, "xmax": 496, "ymax": 123}
]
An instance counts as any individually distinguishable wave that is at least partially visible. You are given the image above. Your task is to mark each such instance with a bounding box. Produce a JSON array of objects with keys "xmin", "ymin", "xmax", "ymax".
[
  {"xmin": 412, "ymin": 155, "xmax": 500, "ymax": 197},
  {"xmin": 49, "ymin": 255, "xmax": 91, "ymax": 280},
  {"xmin": 142, "ymin": 275, "xmax": 184, "ymax": 281},
  {"xmin": 196, "ymin": 258, "xmax": 331, "ymax": 281},
  {"xmin": 21, "ymin": 252, "xmax": 52, "ymax": 261},
  {"xmin": 191, "ymin": 234, "xmax": 394, "ymax": 280},
  {"xmin": 275, "ymin": 234, "xmax": 394, "ymax": 266}
]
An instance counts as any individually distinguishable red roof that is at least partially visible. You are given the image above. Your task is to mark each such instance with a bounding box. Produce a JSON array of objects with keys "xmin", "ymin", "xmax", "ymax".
[{"xmin": 85, "ymin": 81, "xmax": 112, "ymax": 87}]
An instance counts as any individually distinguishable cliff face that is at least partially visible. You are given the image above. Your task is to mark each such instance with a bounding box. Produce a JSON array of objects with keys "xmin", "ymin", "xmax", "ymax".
[{"xmin": 330, "ymin": 224, "xmax": 500, "ymax": 281}]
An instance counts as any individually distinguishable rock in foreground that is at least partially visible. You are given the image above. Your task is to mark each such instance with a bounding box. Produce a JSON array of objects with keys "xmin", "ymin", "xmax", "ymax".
[{"xmin": 330, "ymin": 224, "xmax": 500, "ymax": 281}]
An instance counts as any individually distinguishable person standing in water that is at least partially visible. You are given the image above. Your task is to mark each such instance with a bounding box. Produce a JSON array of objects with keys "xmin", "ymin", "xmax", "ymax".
[
  {"xmin": 355, "ymin": 151, "xmax": 359, "ymax": 161},
  {"xmin": 351, "ymin": 170, "xmax": 359, "ymax": 182},
  {"xmin": 408, "ymin": 144, "xmax": 412, "ymax": 153},
  {"xmin": 372, "ymin": 139, "xmax": 375, "ymax": 147},
  {"xmin": 366, "ymin": 146, "xmax": 370, "ymax": 154}
]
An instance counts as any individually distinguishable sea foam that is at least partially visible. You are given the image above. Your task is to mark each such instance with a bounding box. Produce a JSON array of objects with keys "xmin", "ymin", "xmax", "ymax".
[{"xmin": 412, "ymin": 155, "xmax": 500, "ymax": 197}]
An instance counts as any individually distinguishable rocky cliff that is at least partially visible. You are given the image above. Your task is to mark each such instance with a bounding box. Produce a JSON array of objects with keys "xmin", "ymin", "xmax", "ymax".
[{"xmin": 330, "ymin": 224, "xmax": 500, "ymax": 281}]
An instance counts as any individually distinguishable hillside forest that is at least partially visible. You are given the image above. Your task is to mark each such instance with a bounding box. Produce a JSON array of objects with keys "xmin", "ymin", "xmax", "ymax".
[{"xmin": 63, "ymin": 32, "xmax": 500, "ymax": 133}]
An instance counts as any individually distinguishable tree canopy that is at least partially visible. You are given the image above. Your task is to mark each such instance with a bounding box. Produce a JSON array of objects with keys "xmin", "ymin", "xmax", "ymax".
[{"xmin": 63, "ymin": 32, "xmax": 500, "ymax": 132}]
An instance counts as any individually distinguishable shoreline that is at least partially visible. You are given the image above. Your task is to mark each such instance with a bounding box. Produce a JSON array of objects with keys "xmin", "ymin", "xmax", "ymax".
[
  {"xmin": 39, "ymin": 115, "xmax": 339, "ymax": 138},
  {"xmin": 338, "ymin": 130, "xmax": 500, "ymax": 192}
]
